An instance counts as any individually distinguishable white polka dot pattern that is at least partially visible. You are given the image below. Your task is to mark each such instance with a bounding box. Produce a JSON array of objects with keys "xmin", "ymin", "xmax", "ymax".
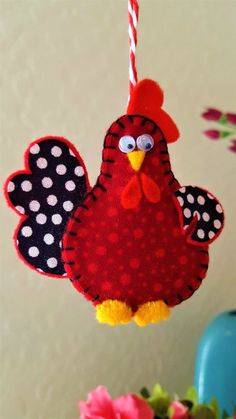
[
  {"xmin": 74, "ymin": 166, "xmax": 84, "ymax": 177},
  {"xmin": 28, "ymin": 246, "xmax": 39, "ymax": 257},
  {"xmin": 21, "ymin": 226, "xmax": 33, "ymax": 237},
  {"xmin": 47, "ymin": 195, "xmax": 58, "ymax": 206},
  {"xmin": 175, "ymin": 185, "xmax": 224, "ymax": 244},
  {"xmin": 21, "ymin": 180, "xmax": 32, "ymax": 192},
  {"xmin": 42, "ymin": 177, "xmax": 53, "ymax": 188},
  {"xmin": 7, "ymin": 181, "xmax": 15, "ymax": 192},
  {"xmin": 30, "ymin": 144, "xmax": 40, "ymax": 154},
  {"xmin": 36, "ymin": 213, "xmax": 47, "ymax": 224},
  {"xmin": 51, "ymin": 146, "xmax": 62, "ymax": 157},
  {"xmin": 63, "ymin": 201, "xmax": 73, "ymax": 212},
  {"xmin": 6, "ymin": 138, "xmax": 88, "ymax": 275},
  {"xmin": 44, "ymin": 234, "xmax": 54, "ymax": 245},
  {"xmin": 56, "ymin": 164, "xmax": 67, "ymax": 175},
  {"xmin": 16, "ymin": 205, "xmax": 25, "ymax": 214},
  {"xmin": 36, "ymin": 157, "xmax": 48, "ymax": 169}
]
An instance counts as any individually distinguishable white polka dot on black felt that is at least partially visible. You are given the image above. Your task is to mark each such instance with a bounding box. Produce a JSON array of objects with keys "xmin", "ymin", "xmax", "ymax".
[
  {"xmin": 43, "ymin": 233, "xmax": 54, "ymax": 245},
  {"xmin": 21, "ymin": 226, "xmax": 33, "ymax": 237},
  {"xmin": 47, "ymin": 195, "xmax": 58, "ymax": 206},
  {"xmin": 28, "ymin": 246, "xmax": 39, "ymax": 257},
  {"xmin": 36, "ymin": 157, "xmax": 48, "ymax": 169},
  {"xmin": 30, "ymin": 144, "xmax": 40, "ymax": 154},
  {"xmin": 177, "ymin": 196, "xmax": 184, "ymax": 206},
  {"xmin": 74, "ymin": 166, "xmax": 84, "ymax": 177},
  {"xmin": 42, "ymin": 177, "xmax": 53, "ymax": 188},
  {"xmin": 51, "ymin": 146, "xmax": 62, "ymax": 157},
  {"xmin": 29, "ymin": 200, "xmax": 40, "ymax": 212},
  {"xmin": 214, "ymin": 219, "xmax": 221, "ymax": 229},
  {"xmin": 216, "ymin": 204, "xmax": 223, "ymax": 214},
  {"xmin": 187, "ymin": 193, "xmax": 194, "ymax": 204},
  {"xmin": 69, "ymin": 149, "xmax": 75, "ymax": 157},
  {"xmin": 56, "ymin": 164, "xmax": 67, "ymax": 175},
  {"xmin": 16, "ymin": 205, "xmax": 25, "ymax": 214},
  {"xmin": 65, "ymin": 180, "xmax": 76, "ymax": 191},
  {"xmin": 8, "ymin": 181, "xmax": 15, "ymax": 193},
  {"xmin": 51, "ymin": 214, "xmax": 62, "ymax": 225},
  {"xmin": 197, "ymin": 229, "xmax": 205, "ymax": 239},
  {"xmin": 21, "ymin": 180, "xmax": 32, "ymax": 192},
  {"xmin": 184, "ymin": 208, "xmax": 191, "ymax": 218},
  {"xmin": 8, "ymin": 138, "xmax": 89, "ymax": 276},
  {"xmin": 202, "ymin": 212, "xmax": 210, "ymax": 222},
  {"xmin": 36, "ymin": 213, "xmax": 47, "ymax": 224},
  {"xmin": 174, "ymin": 185, "xmax": 224, "ymax": 244},
  {"xmin": 63, "ymin": 200, "xmax": 73, "ymax": 212},
  {"xmin": 197, "ymin": 195, "xmax": 205, "ymax": 205},
  {"xmin": 47, "ymin": 257, "xmax": 58, "ymax": 268}
]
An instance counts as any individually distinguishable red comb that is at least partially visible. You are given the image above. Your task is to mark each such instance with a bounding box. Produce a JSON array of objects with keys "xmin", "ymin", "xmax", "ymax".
[{"xmin": 127, "ymin": 79, "xmax": 179, "ymax": 143}]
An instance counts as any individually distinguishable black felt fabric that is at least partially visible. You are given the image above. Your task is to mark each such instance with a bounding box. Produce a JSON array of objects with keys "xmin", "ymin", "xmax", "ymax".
[
  {"xmin": 175, "ymin": 186, "xmax": 224, "ymax": 243},
  {"xmin": 7, "ymin": 138, "xmax": 88, "ymax": 276}
]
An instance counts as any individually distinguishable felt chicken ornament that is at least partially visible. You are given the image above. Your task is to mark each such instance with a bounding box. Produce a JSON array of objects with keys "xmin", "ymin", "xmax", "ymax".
[
  {"xmin": 4, "ymin": 79, "xmax": 224, "ymax": 327},
  {"xmin": 4, "ymin": 0, "xmax": 224, "ymax": 326}
]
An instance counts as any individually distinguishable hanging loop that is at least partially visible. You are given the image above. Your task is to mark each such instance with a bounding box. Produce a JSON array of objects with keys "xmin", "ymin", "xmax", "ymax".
[{"xmin": 128, "ymin": 0, "xmax": 139, "ymax": 99}]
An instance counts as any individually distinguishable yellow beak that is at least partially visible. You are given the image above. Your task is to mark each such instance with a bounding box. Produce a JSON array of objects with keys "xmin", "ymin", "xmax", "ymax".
[{"xmin": 127, "ymin": 150, "xmax": 145, "ymax": 172}]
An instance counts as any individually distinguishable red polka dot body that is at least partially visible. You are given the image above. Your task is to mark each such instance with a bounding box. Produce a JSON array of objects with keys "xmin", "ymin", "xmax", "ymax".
[{"xmin": 62, "ymin": 115, "xmax": 210, "ymax": 311}]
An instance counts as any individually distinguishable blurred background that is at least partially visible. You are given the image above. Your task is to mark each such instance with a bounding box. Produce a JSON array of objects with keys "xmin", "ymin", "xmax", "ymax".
[{"xmin": 0, "ymin": 0, "xmax": 236, "ymax": 418}]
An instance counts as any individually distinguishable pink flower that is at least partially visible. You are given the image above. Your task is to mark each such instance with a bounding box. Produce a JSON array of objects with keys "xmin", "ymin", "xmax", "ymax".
[
  {"xmin": 228, "ymin": 139, "xmax": 236, "ymax": 153},
  {"xmin": 202, "ymin": 108, "xmax": 222, "ymax": 121},
  {"xmin": 226, "ymin": 113, "xmax": 236, "ymax": 125},
  {"xmin": 79, "ymin": 386, "xmax": 154, "ymax": 419},
  {"xmin": 203, "ymin": 129, "xmax": 221, "ymax": 140},
  {"xmin": 170, "ymin": 401, "xmax": 190, "ymax": 419}
]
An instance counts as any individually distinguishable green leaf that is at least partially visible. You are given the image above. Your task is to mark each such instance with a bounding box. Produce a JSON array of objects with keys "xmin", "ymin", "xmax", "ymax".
[
  {"xmin": 192, "ymin": 405, "xmax": 216, "ymax": 419},
  {"xmin": 219, "ymin": 114, "xmax": 228, "ymax": 125},
  {"xmin": 220, "ymin": 131, "xmax": 233, "ymax": 138},
  {"xmin": 210, "ymin": 398, "xmax": 220, "ymax": 419},
  {"xmin": 146, "ymin": 384, "xmax": 171, "ymax": 416},
  {"xmin": 148, "ymin": 395, "xmax": 170, "ymax": 416},
  {"xmin": 184, "ymin": 386, "xmax": 198, "ymax": 405},
  {"xmin": 152, "ymin": 383, "xmax": 169, "ymax": 398}
]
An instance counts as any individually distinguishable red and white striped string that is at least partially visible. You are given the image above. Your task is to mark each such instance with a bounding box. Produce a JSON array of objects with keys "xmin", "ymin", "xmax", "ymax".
[{"xmin": 128, "ymin": 0, "xmax": 139, "ymax": 99}]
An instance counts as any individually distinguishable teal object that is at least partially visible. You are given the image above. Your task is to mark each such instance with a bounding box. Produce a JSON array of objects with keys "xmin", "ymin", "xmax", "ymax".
[{"xmin": 194, "ymin": 310, "xmax": 236, "ymax": 416}]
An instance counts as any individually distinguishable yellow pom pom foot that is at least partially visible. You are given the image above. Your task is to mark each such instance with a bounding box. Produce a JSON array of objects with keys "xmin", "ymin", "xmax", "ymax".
[
  {"xmin": 134, "ymin": 300, "xmax": 170, "ymax": 327},
  {"xmin": 96, "ymin": 300, "xmax": 132, "ymax": 326}
]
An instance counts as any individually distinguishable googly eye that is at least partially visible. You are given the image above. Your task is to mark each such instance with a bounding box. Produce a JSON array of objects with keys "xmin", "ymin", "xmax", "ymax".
[
  {"xmin": 137, "ymin": 134, "xmax": 154, "ymax": 151},
  {"xmin": 119, "ymin": 136, "xmax": 136, "ymax": 153}
]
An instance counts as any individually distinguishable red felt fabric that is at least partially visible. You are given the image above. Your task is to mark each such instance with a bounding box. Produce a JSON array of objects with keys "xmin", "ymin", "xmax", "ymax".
[
  {"xmin": 127, "ymin": 79, "xmax": 180, "ymax": 143},
  {"xmin": 62, "ymin": 115, "xmax": 210, "ymax": 312}
]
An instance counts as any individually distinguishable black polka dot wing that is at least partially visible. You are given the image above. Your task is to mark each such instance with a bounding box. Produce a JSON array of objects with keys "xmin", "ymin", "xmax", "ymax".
[
  {"xmin": 174, "ymin": 186, "xmax": 224, "ymax": 245},
  {"xmin": 4, "ymin": 137, "xmax": 89, "ymax": 277}
]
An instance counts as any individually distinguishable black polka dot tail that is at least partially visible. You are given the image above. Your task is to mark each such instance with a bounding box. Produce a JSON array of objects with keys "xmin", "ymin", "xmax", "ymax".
[
  {"xmin": 4, "ymin": 137, "xmax": 89, "ymax": 277},
  {"xmin": 174, "ymin": 186, "xmax": 224, "ymax": 245}
]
